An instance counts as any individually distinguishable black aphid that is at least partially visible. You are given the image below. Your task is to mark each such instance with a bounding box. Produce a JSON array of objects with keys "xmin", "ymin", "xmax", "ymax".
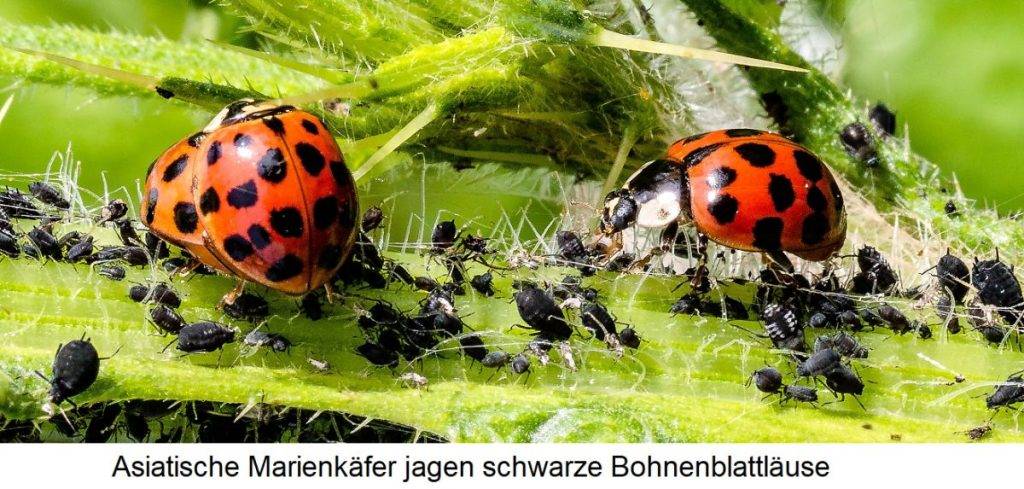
[
  {"xmin": 28, "ymin": 226, "xmax": 61, "ymax": 260},
  {"xmin": 0, "ymin": 188, "xmax": 44, "ymax": 219},
  {"xmin": 877, "ymin": 304, "xmax": 912, "ymax": 334},
  {"xmin": 361, "ymin": 206, "xmax": 384, "ymax": 232},
  {"xmin": 356, "ymin": 342, "xmax": 398, "ymax": 367},
  {"xmin": 480, "ymin": 351, "xmax": 511, "ymax": 368},
  {"xmin": 144, "ymin": 233, "xmax": 169, "ymax": 260},
  {"xmin": 809, "ymin": 312, "xmax": 831, "ymax": 329},
  {"xmin": 986, "ymin": 373, "xmax": 1024, "ymax": 409},
  {"xmin": 511, "ymin": 353, "xmax": 530, "ymax": 374},
  {"xmin": 97, "ymin": 264, "xmax": 126, "ymax": 281},
  {"xmin": 98, "ymin": 199, "xmax": 128, "ymax": 223},
  {"xmin": 387, "ymin": 264, "xmax": 415, "ymax": 285},
  {"xmin": 470, "ymin": 272, "xmax": 495, "ymax": 296},
  {"xmin": 670, "ymin": 293, "xmax": 704, "ymax": 315},
  {"xmin": 514, "ymin": 285, "xmax": 572, "ymax": 340},
  {"xmin": 761, "ymin": 303, "xmax": 805, "ymax": 351},
  {"xmin": 223, "ymin": 292, "xmax": 270, "ymax": 322},
  {"xmin": 914, "ymin": 321, "xmax": 933, "ymax": 339},
  {"xmin": 581, "ymin": 301, "xmax": 617, "ymax": 341},
  {"xmin": 837, "ymin": 310, "xmax": 864, "ymax": 331},
  {"xmin": 797, "ymin": 348, "xmax": 842, "ymax": 377},
  {"xmin": 839, "ymin": 122, "xmax": 879, "ymax": 168},
  {"xmin": 851, "ymin": 245, "xmax": 898, "ymax": 294},
  {"xmin": 128, "ymin": 283, "xmax": 181, "ymax": 308},
  {"xmin": 944, "ymin": 200, "xmax": 958, "ymax": 216},
  {"xmin": 938, "ymin": 251, "xmax": 972, "ymax": 303},
  {"xmin": 824, "ymin": 364, "xmax": 865, "ymax": 397},
  {"xmin": 967, "ymin": 299, "xmax": 1007, "ymax": 345},
  {"xmin": 556, "ymin": 230, "xmax": 586, "ymax": 264},
  {"xmin": 459, "ymin": 333, "xmax": 488, "ymax": 362},
  {"xmin": 747, "ymin": 367, "xmax": 783, "ymax": 394},
  {"xmin": 963, "ymin": 424, "xmax": 992, "ymax": 441},
  {"xmin": 244, "ymin": 330, "xmax": 291, "ymax": 353},
  {"xmin": 114, "ymin": 219, "xmax": 142, "ymax": 247},
  {"xmin": 66, "ymin": 235, "xmax": 94, "ymax": 262},
  {"xmin": 149, "ymin": 305, "xmax": 186, "ymax": 334},
  {"xmin": 414, "ymin": 276, "xmax": 439, "ymax": 292},
  {"xmin": 781, "ymin": 385, "xmax": 818, "ymax": 405},
  {"xmin": 299, "ymin": 292, "xmax": 324, "ymax": 321},
  {"xmin": 44, "ymin": 337, "xmax": 101, "ymax": 405},
  {"xmin": 85, "ymin": 403, "xmax": 122, "ymax": 443},
  {"xmin": 814, "ymin": 332, "xmax": 869, "ymax": 359},
  {"xmin": 461, "ymin": 234, "xmax": 488, "ymax": 255},
  {"xmin": 722, "ymin": 296, "xmax": 749, "ymax": 320},
  {"xmin": 619, "ymin": 327, "xmax": 641, "ymax": 349},
  {"xmin": 869, "ymin": 103, "xmax": 896, "ymax": 136},
  {"xmin": 29, "ymin": 181, "xmax": 70, "ymax": 209},
  {"xmin": 972, "ymin": 255, "xmax": 1023, "ymax": 324},
  {"xmin": 430, "ymin": 220, "xmax": 458, "ymax": 253},
  {"xmin": 0, "ymin": 230, "xmax": 19, "ymax": 257},
  {"xmin": 174, "ymin": 322, "xmax": 236, "ymax": 353}
]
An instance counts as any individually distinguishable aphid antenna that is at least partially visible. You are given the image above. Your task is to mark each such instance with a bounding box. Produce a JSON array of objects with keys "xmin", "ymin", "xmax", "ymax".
[{"xmin": 99, "ymin": 345, "xmax": 123, "ymax": 361}]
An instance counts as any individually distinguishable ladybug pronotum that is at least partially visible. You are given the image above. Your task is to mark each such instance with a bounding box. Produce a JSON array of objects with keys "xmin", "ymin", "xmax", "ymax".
[
  {"xmin": 142, "ymin": 99, "xmax": 359, "ymax": 296},
  {"xmin": 602, "ymin": 129, "xmax": 846, "ymax": 270}
]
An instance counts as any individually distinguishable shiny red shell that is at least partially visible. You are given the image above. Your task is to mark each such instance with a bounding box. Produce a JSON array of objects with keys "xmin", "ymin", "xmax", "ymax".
[
  {"xmin": 667, "ymin": 129, "xmax": 846, "ymax": 261},
  {"xmin": 141, "ymin": 106, "xmax": 358, "ymax": 295}
]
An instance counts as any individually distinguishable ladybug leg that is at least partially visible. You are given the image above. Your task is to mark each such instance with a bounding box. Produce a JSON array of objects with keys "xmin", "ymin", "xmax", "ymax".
[
  {"xmin": 688, "ymin": 233, "xmax": 710, "ymax": 291},
  {"xmin": 219, "ymin": 279, "xmax": 247, "ymax": 307},
  {"xmin": 323, "ymin": 283, "xmax": 336, "ymax": 304},
  {"xmin": 765, "ymin": 250, "xmax": 795, "ymax": 273}
]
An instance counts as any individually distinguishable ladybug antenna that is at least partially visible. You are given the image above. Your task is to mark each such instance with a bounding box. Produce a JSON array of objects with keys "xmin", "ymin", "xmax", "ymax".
[{"xmin": 589, "ymin": 28, "xmax": 809, "ymax": 73}]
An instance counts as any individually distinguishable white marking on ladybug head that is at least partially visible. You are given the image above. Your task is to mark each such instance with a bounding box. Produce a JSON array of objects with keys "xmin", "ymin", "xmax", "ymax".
[
  {"xmin": 635, "ymin": 190, "xmax": 681, "ymax": 228},
  {"xmin": 204, "ymin": 98, "xmax": 281, "ymax": 132}
]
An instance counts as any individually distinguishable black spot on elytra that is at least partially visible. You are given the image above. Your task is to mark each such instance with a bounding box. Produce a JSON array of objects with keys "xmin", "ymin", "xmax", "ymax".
[
  {"xmin": 263, "ymin": 117, "xmax": 285, "ymax": 134},
  {"xmin": 682, "ymin": 143, "xmax": 726, "ymax": 167},
  {"xmin": 145, "ymin": 188, "xmax": 158, "ymax": 224},
  {"xmin": 312, "ymin": 196, "xmax": 338, "ymax": 230},
  {"xmin": 206, "ymin": 141, "xmax": 222, "ymax": 166},
  {"xmin": 802, "ymin": 213, "xmax": 830, "ymax": 245},
  {"xmin": 830, "ymin": 180, "xmax": 844, "ymax": 212},
  {"xmin": 705, "ymin": 166, "xmax": 737, "ymax": 190},
  {"xmin": 768, "ymin": 174, "xmax": 795, "ymax": 212},
  {"xmin": 172, "ymin": 202, "xmax": 198, "ymax": 234},
  {"xmin": 318, "ymin": 244, "xmax": 342, "ymax": 270},
  {"xmin": 338, "ymin": 198, "xmax": 357, "ymax": 228},
  {"xmin": 199, "ymin": 187, "xmax": 220, "ymax": 215},
  {"xmin": 794, "ymin": 150, "xmax": 823, "ymax": 181},
  {"xmin": 724, "ymin": 128, "xmax": 764, "ymax": 138},
  {"xmin": 257, "ymin": 149, "xmax": 287, "ymax": 183},
  {"xmin": 223, "ymin": 234, "xmax": 254, "ymax": 261},
  {"xmin": 807, "ymin": 186, "xmax": 827, "ymax": 212},
  {"xmin": 301, "ymin": 119, "xmax": 319, "ymax": 135},
  {"xmin": 226, "ymin": 180, "xmax": 258, "ymax": 209},
  {"xmin": 266, "ymin": 254, "xmax": 303, "ymax": 282},
  {"xmin": 707, "ymin": 194, "xmax": 739, "ymax": 225},
  {"xmin": 295, "ymin": 143, "xmax": 325, "ymax": 176},
  {"xmin": 735, "ymin": 143, "xmax": 775, "ymax": 167},
  {"xmin": 329, "ymin": 160, "xmax": 351, "ymax": 187},
  {"xmin": 752, "ymin": 217, "xmax": 784, "ymax": 250},
  {"xmin": 233, "ymin": 133, "xmax": 252, "ymax": 149},
  {"xmin": 162, "ymin": 155, "xmax": 188, "ymax": 182},
  {"xmin": 270, "ymin": 207, "xmax": 304, "ymax": 238},
  {"xmin": 681, "ymin": 132, "xmax": 709, "ymax": 145},
  {"xmin": 247, "ymin": 224, "xmax": 271, "ymax": 250}
]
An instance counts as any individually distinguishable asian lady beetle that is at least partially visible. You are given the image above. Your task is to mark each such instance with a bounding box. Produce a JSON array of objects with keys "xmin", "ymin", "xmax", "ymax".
[
  {"xmin": 141, "ymin": 99, "xmax": 359, "ymax": 297},
  {"xmin": 601, "ymin": 129, "xmax": 846, "ymax": 271}
]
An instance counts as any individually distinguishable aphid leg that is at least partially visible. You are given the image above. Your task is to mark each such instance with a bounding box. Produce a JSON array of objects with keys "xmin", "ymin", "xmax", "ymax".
[{"xmin": 99, "ymin": 345, "xmax": 122, "ymax": 361}]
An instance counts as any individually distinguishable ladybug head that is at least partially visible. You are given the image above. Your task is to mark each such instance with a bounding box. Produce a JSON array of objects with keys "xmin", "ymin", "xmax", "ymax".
[
  {"xmin": 204, "ymin": 98, "xmax": 297, "ymax": 132},
  {"xmin": 601, "ymin": 189, "xmax": 638, "ymax": 234}
]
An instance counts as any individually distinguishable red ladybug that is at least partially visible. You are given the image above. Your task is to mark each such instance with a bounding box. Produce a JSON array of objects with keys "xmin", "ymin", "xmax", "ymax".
[
  {"xmin": 601, "ymin": 129, "xmax": 846, "ymax": 270},
  {"xmin": 142, "ymin": 99, "xmax": 358, "ymax": 296}
]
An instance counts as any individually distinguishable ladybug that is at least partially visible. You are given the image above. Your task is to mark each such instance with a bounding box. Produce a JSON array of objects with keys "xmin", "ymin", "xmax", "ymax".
[
  {"xmin": 601, "ymin": 129, "xmax": 846, "ymax": 271},
  {"xmin": 141, "ymin": 99, "xmax": 359, "ymax": 297}
]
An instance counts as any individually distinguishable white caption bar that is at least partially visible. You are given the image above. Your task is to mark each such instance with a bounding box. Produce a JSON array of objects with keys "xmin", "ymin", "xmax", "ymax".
[{"xmin": 0, "ymin": 443, "xmax": 1017, "ymax": 488}]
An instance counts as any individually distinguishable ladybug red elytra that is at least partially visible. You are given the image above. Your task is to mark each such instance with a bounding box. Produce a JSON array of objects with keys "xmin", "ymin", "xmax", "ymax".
[
  {"xmin": 142, "ymin": 99, "xmax": 359, "ymax": 296},
  {"xmin": 601, "ymin": 129, "xmax": 846, "ymax": 270}
]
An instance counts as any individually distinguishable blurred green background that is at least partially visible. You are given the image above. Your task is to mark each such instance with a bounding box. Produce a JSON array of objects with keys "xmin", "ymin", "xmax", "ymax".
[{"xmin": 0, "ymin": 0, "xmax": 1021, "ymax": 210}]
